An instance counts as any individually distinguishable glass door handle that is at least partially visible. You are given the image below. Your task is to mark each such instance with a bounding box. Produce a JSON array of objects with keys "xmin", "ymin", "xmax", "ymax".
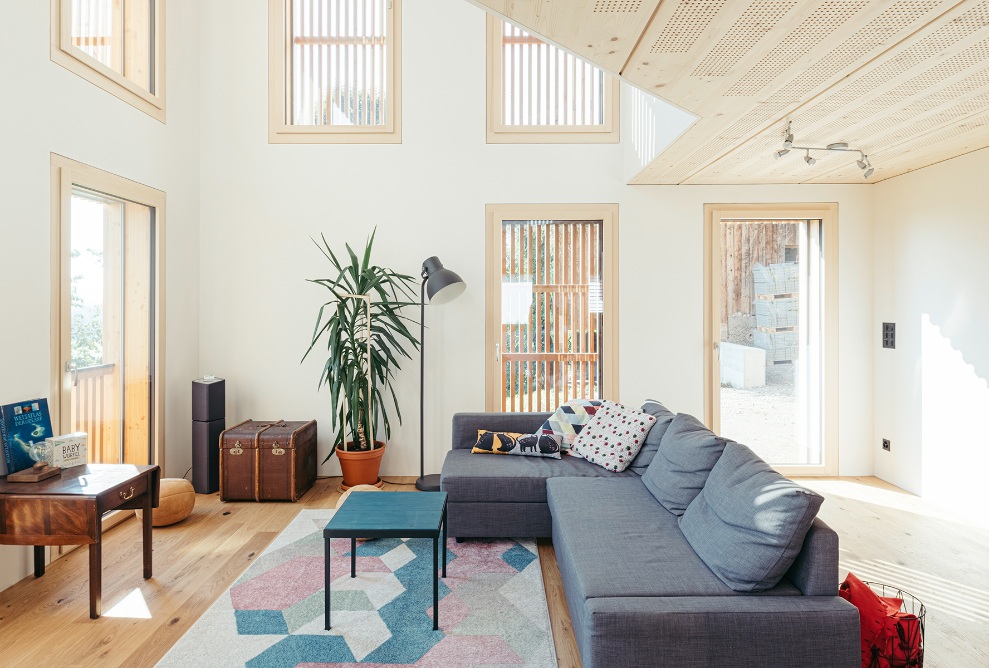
[
  {"xmin": 66, "ymin": 361, "xmax": 78, "ymax": 386},
  {"xmin": 495, "ymin": 343, "xmax": 501, "ymax": 361},
  {"xmin": 713, "ymin": 342, "xmax": 720, "ymax": 360}
]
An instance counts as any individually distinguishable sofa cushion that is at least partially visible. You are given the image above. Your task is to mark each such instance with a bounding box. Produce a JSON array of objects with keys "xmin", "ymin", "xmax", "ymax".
[
  {"xmin": 547, "ymin": 478, "xmax": 800, "ymax": 599},
  {"xmin": 570, "ymin": 401, "xmax": 656, "ymax": 472},
  {"xmin": 628, "ymin": 400, "xmax": 676, "ymax": 474},
  {"xmin": 471, "ymin": 430, "xmax": 562, "ymax": 459},
  {"xmin": 641, "ymin": 413, "xmax": 732, "ymax": 515},
  {"xmin": 679, "ymin": 442, "xmax": 825, "ymax": 592},
  {"xmin": 539, "ymin": 399, "xmax": 603, "ymax": 451},
  {"xmin": 441, "ymin": 448, "xmax": 636, "ymax": 504}
]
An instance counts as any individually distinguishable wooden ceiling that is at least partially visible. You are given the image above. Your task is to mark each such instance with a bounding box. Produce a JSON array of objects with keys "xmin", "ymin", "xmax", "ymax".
[{"xmin": 468, "ymin": 0, "xmax": 989, "ymax": 184}]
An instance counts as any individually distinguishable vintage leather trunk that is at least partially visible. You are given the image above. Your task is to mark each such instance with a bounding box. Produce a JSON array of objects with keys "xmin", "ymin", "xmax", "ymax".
[{"xmin": 219, "ymin": 420, "xmax": 317, "ymax": 502}]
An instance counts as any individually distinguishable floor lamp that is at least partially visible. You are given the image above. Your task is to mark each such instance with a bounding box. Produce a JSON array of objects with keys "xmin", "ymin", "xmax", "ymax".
[{"xmin": 416, "ymin": 256, "xmax": 466, "ymax": 492}]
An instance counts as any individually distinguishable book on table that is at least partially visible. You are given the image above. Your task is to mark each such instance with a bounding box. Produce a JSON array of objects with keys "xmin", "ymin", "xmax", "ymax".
[{"xmin": 0, "ymin": 398, "xmax": 54, "ymax": 475}]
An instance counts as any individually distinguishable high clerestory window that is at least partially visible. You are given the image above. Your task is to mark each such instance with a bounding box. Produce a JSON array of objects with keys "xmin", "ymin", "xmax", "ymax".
[
  {"xmin": 486, "ymin": 17, "xmax": 619, "ymax": 144},
  {"xmin": 51, "ymin": 0, "xmax": 165, "ymax": 121},
  {"xmin": 269, "ymin": 0, "xmax": 401, "ymax": 143}
]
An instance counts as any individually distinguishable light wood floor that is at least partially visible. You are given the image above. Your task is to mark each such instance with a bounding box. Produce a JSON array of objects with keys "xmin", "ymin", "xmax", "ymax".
[{"xmin": 0, "ymin": 476, "xmax": 985, "ymax": 667}]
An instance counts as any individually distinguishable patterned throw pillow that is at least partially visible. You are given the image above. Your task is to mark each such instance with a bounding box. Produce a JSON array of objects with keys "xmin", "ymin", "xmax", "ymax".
[
  {"xmin": 471, "ymin": 430, "xmax": 563, "ymax": 459},
  {"xmin": 570, "ymin": 401, "xmax": 657, "ymax": 472},
  {"xmin": 539, "ymin": 399, "xmax": 604, "ymax": 451}
]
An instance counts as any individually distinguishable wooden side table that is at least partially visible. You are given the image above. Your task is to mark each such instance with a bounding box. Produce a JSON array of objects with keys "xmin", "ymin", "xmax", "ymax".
[{"xmin": 0, "ymin": 464, "xmax": 160, "ymax": 618}]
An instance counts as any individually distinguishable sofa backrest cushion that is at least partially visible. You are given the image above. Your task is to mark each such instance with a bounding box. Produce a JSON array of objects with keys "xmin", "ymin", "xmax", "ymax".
[
  {"xmin": 628, "ymin": 400, "xmax": 676, "ymax": 475},
  {"xmin": 679, "ymin": 442, "xmax": 825, "ymax": 592},
  {"xmin": 641, "ymin": 412, "xmax": 731, "ymax": 515}
]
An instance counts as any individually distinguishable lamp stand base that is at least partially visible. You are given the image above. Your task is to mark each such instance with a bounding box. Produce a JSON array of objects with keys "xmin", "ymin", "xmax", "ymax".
[{"xmin": 415, "ymin": 474, "xmax": 441, "ymax": 492}]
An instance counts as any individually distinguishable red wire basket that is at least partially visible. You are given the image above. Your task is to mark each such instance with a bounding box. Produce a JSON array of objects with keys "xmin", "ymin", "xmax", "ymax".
[{"xmin": 863, "ymin": 581, "xmax": 926, "ymax": 668}]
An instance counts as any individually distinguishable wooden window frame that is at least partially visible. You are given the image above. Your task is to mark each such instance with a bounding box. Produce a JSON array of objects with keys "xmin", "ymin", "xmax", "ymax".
[
  {"xmin": 485, "ymin": 16, "xmax": 619, "ymax": 145},
  {"xmin": 485, "ymin": 203, "xmax": 620, "ymax": 412},
  {"xmin": 50, "ymin": 154, "xmax": 167, "ymax": 475},
  {"xmin": 703, "ymin": 203, "xmax": 839, "ymax": 477},
  {"xmin": 268, "ymin": 0, "xmax": 403, "ymax": 144},
  {"xmin": 50, "ymin": 0, "xmax": 166, "ymax": 123}
]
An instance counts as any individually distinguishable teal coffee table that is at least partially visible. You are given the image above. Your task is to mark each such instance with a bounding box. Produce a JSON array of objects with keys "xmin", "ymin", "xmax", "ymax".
[{"xmin": 324, "ymin": 491, "xmax": 448, "ymax": 630}]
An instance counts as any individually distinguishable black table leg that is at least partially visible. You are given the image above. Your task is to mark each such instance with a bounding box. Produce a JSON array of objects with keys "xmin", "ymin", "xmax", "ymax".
[
  {"xmin": 33, "ymin": 546, "xmax": 45, "ymax": 578},
  {"xmin": 351, "ymin": 537, "xmax": 357, "ymax": 578},
  {"xmin": 325, "ymin": 536, "xmax": 331, "ymax": 630},
  {"xmin": 442, "ymin": 505, "xmax": 447, "ymax": 578},
  {"xmin": 433, "ymin": 535, "xmax": 439, "ymax": 630}
]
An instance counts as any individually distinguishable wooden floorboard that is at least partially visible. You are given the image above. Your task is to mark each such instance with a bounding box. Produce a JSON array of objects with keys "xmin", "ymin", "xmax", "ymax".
[{"xmin": 0, "ymin": 476, "xmax": 985, "ymax": 667}]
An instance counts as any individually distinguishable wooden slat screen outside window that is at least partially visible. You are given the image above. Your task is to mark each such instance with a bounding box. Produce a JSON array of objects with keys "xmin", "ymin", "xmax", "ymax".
[
  {"xmin": 290, "ymin": 0, "xmax": 390, "ymax": 127},
  {"xmin": 71, "ymin": 0, "xmax": 115, "ymax": 68},
  {"xmin": 486, "ymin": 17, "xmax": 619, "ymax": 144},
  {"xmin": 499, "ymin": 219, "xmax": 604, "ymax": 413},
  {"xmin": 500, "ymin": 22, "xmax": 606, "ymax": 127},
  {"xmin": 67, "ymin": 0, "xmax": 154, "ymax": 94}
]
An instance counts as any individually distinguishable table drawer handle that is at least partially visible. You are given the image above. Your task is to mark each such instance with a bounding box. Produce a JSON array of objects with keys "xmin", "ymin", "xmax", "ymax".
[{"xmin": 119, "ymin": 486, "xmax": 135, "ymax": 501}]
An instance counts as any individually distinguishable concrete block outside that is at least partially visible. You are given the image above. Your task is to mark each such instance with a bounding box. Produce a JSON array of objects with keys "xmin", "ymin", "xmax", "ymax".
[{"xmin": 720, "ymin": 342, "xmax": 766, "ymax": 389}]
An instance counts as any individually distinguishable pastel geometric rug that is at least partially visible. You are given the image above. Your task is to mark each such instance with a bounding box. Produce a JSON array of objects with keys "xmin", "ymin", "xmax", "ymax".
[{"xmin": 156, "ymin": 509, "xmax": 558, "ymax": 668}]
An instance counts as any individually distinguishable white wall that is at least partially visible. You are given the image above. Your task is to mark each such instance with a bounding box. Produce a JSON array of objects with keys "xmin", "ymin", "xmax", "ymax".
[
  {"xmin": 0, "ymin": 2, "xmax": 201, "ymax": 590},
  {"xmin": 199, "ymin": 0, "xmax": 874, "ymax": 481},
  {"xmin": 873, "ymin": 149, "xmax": 989, "ymax": 523}
]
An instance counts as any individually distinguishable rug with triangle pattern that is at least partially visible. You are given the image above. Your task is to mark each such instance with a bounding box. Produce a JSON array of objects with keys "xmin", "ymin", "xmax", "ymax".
[{"xmin": 156, "ymin": 509, "xmax": 558, "ymax": 668}]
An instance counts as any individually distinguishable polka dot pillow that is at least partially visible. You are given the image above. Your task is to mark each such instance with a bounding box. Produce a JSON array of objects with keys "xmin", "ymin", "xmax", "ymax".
[{"xmin": 570, "ymin": 401, "xmax": 657, "ymax": 472}]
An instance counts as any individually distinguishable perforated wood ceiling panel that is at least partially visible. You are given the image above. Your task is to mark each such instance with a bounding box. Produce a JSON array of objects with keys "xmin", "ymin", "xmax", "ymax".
[
  {"xmin": 466, "ymin": 0, "xmax": 989, "ymax": 183},
  {"xmin": 468, "ymin": 0, "xmax": 660, "ymax": 74},
  {"xmin": 593, "ymin": 1, "xmax": 643, "ymax": 12}
]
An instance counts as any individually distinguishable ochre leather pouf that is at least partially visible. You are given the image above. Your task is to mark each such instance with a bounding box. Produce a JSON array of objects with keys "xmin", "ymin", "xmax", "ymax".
[
  {"xmin": 335, "ymin": 484, "xmax": 382, "ymax": 510},
  {"xmin": 135, "ymin": 478, "xmax": 196, "ymax": 527}
]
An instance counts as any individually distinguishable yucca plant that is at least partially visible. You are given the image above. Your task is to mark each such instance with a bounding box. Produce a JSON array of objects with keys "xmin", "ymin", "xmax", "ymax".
[{"xmin": 303, "ymin": 229, "xmax": 419, "ymax": 461}]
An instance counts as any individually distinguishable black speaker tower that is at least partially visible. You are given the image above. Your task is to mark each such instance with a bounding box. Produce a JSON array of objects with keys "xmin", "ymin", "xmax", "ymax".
[{"xmin": 192, "ymin": 376, "xmax": 225, "ymax": 494}]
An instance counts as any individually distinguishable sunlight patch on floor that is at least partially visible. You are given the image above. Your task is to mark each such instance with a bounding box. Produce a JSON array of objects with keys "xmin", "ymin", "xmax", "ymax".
[
  {"xmin": 103, "ymin": 588, "xmax": 152, "ymax": 619},
  {"xmin": 803, "ymin": 478, "xmax": 966, "ymax": 525},
  {"xmin": 840, "ymin": 556, "xmax": 989, "ymax": 624}
]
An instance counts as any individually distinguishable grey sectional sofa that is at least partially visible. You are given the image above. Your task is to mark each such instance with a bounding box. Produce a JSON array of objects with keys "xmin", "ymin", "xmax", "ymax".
[{"xmin": 440, "ymin": 410, "xmax": 859, "ymax": 668}]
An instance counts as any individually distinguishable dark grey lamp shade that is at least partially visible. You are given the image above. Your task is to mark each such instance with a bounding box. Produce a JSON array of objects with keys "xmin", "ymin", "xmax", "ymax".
[{"xmin": 422, "ymin": 256, "xmax": 466, "ymax": 304}]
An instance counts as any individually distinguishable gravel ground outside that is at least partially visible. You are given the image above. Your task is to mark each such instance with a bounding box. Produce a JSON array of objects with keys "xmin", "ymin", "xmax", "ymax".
[{"xmin": 719, "ymin": 364, "xmax": 817, "ymax": 464}]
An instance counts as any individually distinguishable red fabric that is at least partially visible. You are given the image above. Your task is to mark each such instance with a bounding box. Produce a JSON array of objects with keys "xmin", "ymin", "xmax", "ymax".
[{"xmin": 839, "ymin": 574, "xmax": 923, "ymax": 668}]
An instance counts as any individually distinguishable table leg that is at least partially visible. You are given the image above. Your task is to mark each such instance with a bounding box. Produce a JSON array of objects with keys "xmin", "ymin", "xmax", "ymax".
[
  {"xmin": 351, "ymin": 537, "xmax": 357, "ymax": 578},
  {"xmin": 442, "ymin": 506, "xmax": 447, "ymax": 578},
  {"xmin": 142, "ymin": 492, "xmax": 153, "ymax": 579},
  {"xmin": 89, "ymin": 542, "xmax": 102, "ymax": 619},
  {"xmin": 33, "ymin": 546, "xmax": 45, "ymax": 578},
  {"xmin": 324, "ymin": 536, "xmax": 331, "ymax": 630},
  {"xmin": 433, "ymin": 535, "xmax": 439, "ymax": 631}
]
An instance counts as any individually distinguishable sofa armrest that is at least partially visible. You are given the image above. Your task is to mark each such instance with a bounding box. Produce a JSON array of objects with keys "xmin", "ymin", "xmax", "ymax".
[
  {"xmin": 450, "ymin": 412, "xmax": 552, "ymax": 450},
  {"xmin": 579, "ymin": 595, "xmax": 859, "ymax": 668},
  {"xmin": 785, "ymin": 517, "xmax": 840, "ymax": 596}
]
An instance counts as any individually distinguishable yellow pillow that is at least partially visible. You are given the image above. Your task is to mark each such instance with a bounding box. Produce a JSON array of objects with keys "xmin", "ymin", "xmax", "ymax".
[{"xmin": 471, "ymin": 430, "xmax": 562, "ymax": 459}]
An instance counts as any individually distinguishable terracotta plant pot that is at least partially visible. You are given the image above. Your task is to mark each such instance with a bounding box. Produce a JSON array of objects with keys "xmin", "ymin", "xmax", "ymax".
[{"xmin": 336, "ymin": 441, "xmax": 386, "ymax": 490}]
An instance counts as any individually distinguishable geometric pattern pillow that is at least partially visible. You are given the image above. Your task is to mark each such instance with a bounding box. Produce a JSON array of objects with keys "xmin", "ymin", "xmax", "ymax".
[
  {"xmin": 471, "ymin": 430, "xmax": 563, "ymax": 459},
  {"xmin": 569, "ymin": 401, "xmax": 657, "ymax": 472},
  {"xmin": 539, "ymin": 399, "xmax": 603, "ymax": 451}
]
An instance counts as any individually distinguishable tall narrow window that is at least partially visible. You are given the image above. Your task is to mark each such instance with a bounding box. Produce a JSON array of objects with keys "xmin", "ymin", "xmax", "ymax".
[
  {"xmin": 51, "ymin": 155, "xmax": 166, "ymax": 469},
  {"xmin": 486, "ymin": 17, "xmax": 619, "ymax": 144},
  {"xmin": 485, "ymin": 205, "xmax": 619, "ymax": 412},
  {"xmin": 269, "ymin": 0, "xmax": 402, "ymax": 143},
  {"xmin": 704, "ymin": 204, "xmax": 838, "ymax": 476},
  {"xmin": 51, "ymin": 0, "xmax": 165, "ymax": 121}
]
